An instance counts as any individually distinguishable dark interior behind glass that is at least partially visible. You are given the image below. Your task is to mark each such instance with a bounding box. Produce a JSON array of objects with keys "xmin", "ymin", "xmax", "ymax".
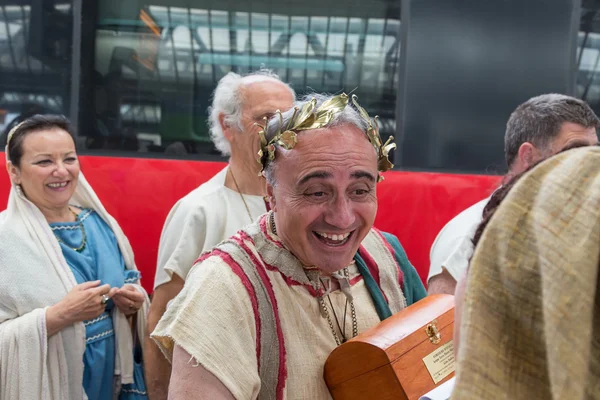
[{"xmin": 0, "ymin": 0, "xmax": 594, "ymax": 174}]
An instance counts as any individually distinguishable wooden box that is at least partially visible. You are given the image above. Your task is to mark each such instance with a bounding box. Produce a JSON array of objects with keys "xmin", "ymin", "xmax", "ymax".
[{"xmin": 324, "ymin": 294, "xmax": 455, "ymax": 400}]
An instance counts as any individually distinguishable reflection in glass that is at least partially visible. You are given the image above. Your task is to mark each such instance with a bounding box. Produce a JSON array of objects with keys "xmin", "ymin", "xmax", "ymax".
[
  {"xmin": 0, "ymin": 2, "xmax": 73, "ymax": 142},
  {"xmin": 93, "ymin": 2, "xmax": 401, "ymax": 155},
  {"xmin": 577, "ymin": 6, "xmax": 600, "ymax": 118}
]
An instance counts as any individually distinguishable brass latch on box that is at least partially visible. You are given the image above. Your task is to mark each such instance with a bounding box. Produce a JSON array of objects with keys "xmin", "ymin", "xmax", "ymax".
[{"xmin": 425, "ymin": 320, "xmax": 441, "ymax": 344}]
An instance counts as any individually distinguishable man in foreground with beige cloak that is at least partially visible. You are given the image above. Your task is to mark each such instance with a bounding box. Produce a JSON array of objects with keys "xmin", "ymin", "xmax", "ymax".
[
  {"xmin": 453, "ymin": 146, "xmax": 600, "ymax": 399},
  {"xmin": 152, "ymin": 93, "xmax": 427, "ymax": 399}
]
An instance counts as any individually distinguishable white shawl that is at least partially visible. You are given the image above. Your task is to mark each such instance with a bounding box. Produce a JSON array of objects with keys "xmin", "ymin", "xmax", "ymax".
[{"xmin": 0, "ymin": 165, "xmax": 150, "ymax": 400}]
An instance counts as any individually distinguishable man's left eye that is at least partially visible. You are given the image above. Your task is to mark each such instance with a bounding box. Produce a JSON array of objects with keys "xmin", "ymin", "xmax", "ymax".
[{"xmin": 257, "ymin": 113, "xmax": 274, "ymax": 122}]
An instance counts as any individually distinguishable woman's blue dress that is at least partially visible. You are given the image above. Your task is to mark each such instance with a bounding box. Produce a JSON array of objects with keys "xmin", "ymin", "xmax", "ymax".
[{"xmin": 50, "ymin": 208, "xmax": 140, "ymax": 400}]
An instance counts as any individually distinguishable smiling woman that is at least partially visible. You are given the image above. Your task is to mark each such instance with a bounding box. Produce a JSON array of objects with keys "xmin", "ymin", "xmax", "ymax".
[
  {"xmin": 0, "ymin": 115, "xmax": 150, "ymax": 400},
  {"xmin": 6, "ymin": 117, "xmax": 80, "ymax": 222}
]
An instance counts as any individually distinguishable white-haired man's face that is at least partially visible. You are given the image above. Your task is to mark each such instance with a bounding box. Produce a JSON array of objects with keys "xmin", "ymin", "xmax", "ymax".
[{"xmin": 225, "ymin": 79, "xmax": 294, "ymax": 170}]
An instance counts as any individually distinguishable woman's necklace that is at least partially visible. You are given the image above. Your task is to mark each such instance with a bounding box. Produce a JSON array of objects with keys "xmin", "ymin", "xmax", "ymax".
[
  {"xmin": 318, "ymin": 268, "xmax": 358, "ymax": 345},
  {"xmin": 53, "ymin": 208, "xmax": 87, "ymax": 252},
  {"xmin": 229, "ymin": 168, "xmax": 254, "ymax": 223}
]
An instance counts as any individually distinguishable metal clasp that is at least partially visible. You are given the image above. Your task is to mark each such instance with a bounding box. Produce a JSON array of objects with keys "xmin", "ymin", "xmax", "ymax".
[{"xmin": 425, "ymin": 320, "xmax": 441, "ymax": 345}]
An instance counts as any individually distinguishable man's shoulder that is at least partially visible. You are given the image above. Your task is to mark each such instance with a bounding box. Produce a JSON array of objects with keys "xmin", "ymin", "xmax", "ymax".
[
  {"xmin": 191, "ymin": 219, "xmax": 274, "ymax": 276},
  {"xmin": 361, "ymin": 229, "xmax": 408, "ymax": 268},
  {"xmin": 187, "ymin": 238, "xmax": 257, "ymax": 290},
  {"xmin": 363, "ymin": 229, "xmax": 399, "ymax": 251},
  {"xmin": 178, "ymin": 168, "xmax": 228, "ymax": 204},
  {"xmin": 188, "ymin": 251, "xmax": 236, "ymax": 278},
  {"xmin": 433, "ymin": 197, "xmax": 489, "ymax": 246},
  {"xmin": 428, "ymin": 197, "xmax": 490, "ymax": 282},
  {"xmin": 168, "ymin": 168, "xmax": 231, "ymax": 218},
  {"xmin": 449, "ymin": 198, "xmax": 489, "ymax": 226}
]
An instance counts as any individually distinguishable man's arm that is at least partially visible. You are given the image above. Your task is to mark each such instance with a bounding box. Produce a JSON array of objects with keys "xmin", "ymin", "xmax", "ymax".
[
  {"xmin": 168, "ymin": 345, "xmax": 236, "ymax": 400},
  {"xmin": 145, "ymin": 274, "xmax": 185, "ymax": 400},
  {"xmin": 427, "ymin": 269, "xmax": 457, "ymax": 295},
  {"xmin": 428, "ymin": 200, "xmax": 488, "ymax": 296},
  {"xmin": 429, "ymin": 233, "xmax": 478, "ymax": 295}
]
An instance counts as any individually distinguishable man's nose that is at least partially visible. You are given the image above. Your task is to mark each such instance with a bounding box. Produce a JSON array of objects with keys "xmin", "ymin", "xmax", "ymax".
[{"xmin": 324, "ymin": 196, "xmax": 356, "ymax": 229}]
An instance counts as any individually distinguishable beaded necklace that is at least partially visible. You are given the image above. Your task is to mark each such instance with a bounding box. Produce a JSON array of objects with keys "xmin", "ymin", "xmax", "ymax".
[
  {"xmin": 318, "ymin": 268, "xmax": 358, "ymax": 345},
  {"xmin": 53, "ymin": 208, "xmax": 86, "ymax": 252}
]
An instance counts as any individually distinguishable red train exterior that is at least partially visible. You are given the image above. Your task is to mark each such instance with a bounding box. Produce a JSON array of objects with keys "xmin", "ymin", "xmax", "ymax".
[
  {"xmin": 0, "ymin": 1, "xmax": 591, "ymax": 292},
  {"xmin": 0, "ymin": 154, "xmax": 500, "ymax": 293}
]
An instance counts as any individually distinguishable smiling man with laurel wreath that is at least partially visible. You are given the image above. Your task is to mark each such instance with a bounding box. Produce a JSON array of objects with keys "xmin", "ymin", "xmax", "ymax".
[{"xmin": 152, "ymin": 93, "xmax": 427, "ymax": 400}]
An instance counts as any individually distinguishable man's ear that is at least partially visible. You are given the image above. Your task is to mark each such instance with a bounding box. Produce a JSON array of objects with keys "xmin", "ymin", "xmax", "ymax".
[
  {"xmin": 517, "ymin": 142, "xmax": 538, "ymax": 169},
  {"xmin": 6, "ymin": 161, "xmax": 21, "ymax": 185},
  {"xmin": 219, "ymin": 113, "xmax": 235, "ymax": 143},
  {"xmin": 266, "ymin": 180, "xmax": 276, "ymax": 211}
]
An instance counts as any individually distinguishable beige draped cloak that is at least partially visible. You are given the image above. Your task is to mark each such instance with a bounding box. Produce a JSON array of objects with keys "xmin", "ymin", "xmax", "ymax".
[{"xmin": 452, "ymin": 146, "xmax": 600, "ymax": 399}]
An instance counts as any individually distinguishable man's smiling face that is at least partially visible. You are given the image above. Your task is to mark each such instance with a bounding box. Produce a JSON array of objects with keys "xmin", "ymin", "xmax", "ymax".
[{"xmin": 268, "ymin": 123, "xmax": 379, "ymax": 274}]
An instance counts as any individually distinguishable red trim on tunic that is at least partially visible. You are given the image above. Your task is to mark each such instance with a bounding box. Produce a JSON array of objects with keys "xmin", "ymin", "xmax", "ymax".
[
  {"xmin": 357, "ymin": 244, "xmax": 389, "ymax": 303},
  {"xmin": 237, "ymin": 230, "xmax": 366, "ymax": 298},
  {"xmin": 357, "ymin": 245, "xmax": 381, "ymax": 285},
  {"xmin": 372, "ymin": 229, "xmax": 405, "ymax": 290},
  {"xmin": 194, "ymin": 250, "xmax": 212, "ymax": 265},
  {"xmin": 350, "ymin": 274, "xmax": 363, "ymax": 286},
  {"xmin": 234, "ymin": 235, "xmax": 288, "ymax": 400},
  {"xmin": 235, "ymin": 232, "xmax": 320, "ymax": 297},
  {"xmin": 259, "ymin": 215, "xmax": 285, "ymax": 248},
  {"xmin": 199, "ymin": 250, "xmax": 262, "ymax": 370}
]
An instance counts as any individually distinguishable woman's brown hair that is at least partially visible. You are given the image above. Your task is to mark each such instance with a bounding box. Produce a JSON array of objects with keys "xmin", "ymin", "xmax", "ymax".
[{"xmin": 7, "ymin": 114, "xmax": 74, "ymax": 167}]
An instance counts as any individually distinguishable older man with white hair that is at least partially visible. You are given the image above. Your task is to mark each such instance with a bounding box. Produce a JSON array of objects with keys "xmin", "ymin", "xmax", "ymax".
[
  {"xmin": 144, "ymin": 69, "xmax": 295, "ymax": 399},
  {"xmin": 152, "ymin": 92, "xmax": 426, "ymax": 399}
]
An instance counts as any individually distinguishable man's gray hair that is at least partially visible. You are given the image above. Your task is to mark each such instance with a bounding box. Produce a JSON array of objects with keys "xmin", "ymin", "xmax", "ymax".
[
  {"xmin": 207, "ymin": 68, "xmax": 295, "ymax": 156},
  {"xmin": 504, "ymin": 94, "xmax": 599, "ymax": 167},
  {"xmin": 264, "ymin": 93, "xmax": 369, "ymax": 184}
]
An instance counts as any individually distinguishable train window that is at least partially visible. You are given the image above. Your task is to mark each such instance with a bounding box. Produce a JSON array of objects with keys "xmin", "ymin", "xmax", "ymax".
[
  {"xmin": 398, "ymin": 0, "xmax": 580, "ymax": 174},
  {"xmin": 2, "ymin": 0, "xmax": 585, "ymax": 173},
  {"xmin": 87, "ymin": 0, "xmax": 402, "ymax": 158},
  {"xmin": 0, "ymin": 1, "xmax": 74, "ymax": 143},
  {"xmin": 577, "ymin": 4, "xmax": 600, "ymax": 120}
]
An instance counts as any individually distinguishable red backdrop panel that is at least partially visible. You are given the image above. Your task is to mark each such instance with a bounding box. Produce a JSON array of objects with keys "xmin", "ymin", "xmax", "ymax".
[
  {"xmin": 375, "ymin": 170, "xmax": 500, "ymax": 284},
  {"xmin": 0, "ymin": 154, "xmax": 500, "ymax": 292}
]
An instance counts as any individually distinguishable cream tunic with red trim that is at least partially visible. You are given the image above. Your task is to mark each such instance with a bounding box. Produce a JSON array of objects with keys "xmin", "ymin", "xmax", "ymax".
[{"xmin": 152, "ymin": 213, "xmax": 418, "ymax": 400}]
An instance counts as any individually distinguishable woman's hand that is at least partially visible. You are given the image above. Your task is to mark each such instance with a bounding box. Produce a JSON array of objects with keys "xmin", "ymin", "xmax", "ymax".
[
  {"xmin": 46, "ymin": 280, "xmax": 114, "ymax": 336},
  {"xmin": 112, "ymin": 284, "xmax": 145, "ymax": 316}
]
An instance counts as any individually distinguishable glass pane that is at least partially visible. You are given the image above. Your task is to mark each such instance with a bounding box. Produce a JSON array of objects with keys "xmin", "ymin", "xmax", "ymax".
[
  {"xmin": 399, "ymin": 0, "xmax": 576, "ymax": 173},
  {"xmin": 90, "ymin": 0, "xmax": 402, "ymax": 157},
  {"xmin": 577, "ymin": 5, "xmax": 600, "ymax": 117},
  {"xmin": 0, "ymin": 1, "xmax": 74, "ymax": 143}
]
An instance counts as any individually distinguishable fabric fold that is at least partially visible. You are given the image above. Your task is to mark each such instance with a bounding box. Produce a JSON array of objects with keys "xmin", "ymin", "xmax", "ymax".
[{"xmin": 453, "ymin": 147, "xmax": 600, "ymax": 400}]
